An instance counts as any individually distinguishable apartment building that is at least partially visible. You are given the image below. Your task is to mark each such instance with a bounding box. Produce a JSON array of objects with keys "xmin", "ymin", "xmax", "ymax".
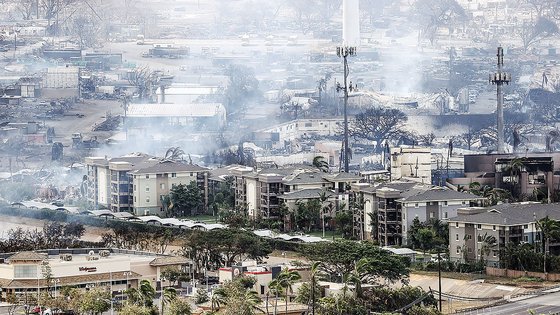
[
  {"xmin": 231, "ymin": 166, "xmax": 360, "ymax": 223},
  {"xmin": 358, "ymin": 181, "xmax": 482, "ymax": 246},
  {"xmin": 130, "ymin": 161, "xmax": 209, "ymax": 216},
  {"xmin": 85, "ymin": 154, "xmax": 209, "ymax": 215},
  {"xmin": 448, "ymin": 203, "xmax": 560, "ymax": 267}
]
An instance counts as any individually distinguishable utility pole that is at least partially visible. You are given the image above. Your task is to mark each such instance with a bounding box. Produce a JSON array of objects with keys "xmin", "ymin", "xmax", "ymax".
[
  {"xmin": 490, "ymin": 47, "xmax": 511, "ymax": 154},
  {"xmin": 336, "ymin": 46, "xmax": 356, "ymax": 173}
]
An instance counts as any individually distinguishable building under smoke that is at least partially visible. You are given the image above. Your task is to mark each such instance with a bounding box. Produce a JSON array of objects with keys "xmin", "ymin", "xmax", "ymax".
[{"xmin": 125, "ymin": 103, "xmax": 227, "ymax": 130}]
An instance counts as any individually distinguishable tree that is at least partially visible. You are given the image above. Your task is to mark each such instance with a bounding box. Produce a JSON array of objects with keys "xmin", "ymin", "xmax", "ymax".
[
  {"xmin": 350, "ymin": 107, "xmax": 408, "ymax": 152},
  {"xmin": 70, "ymin": 15, "xmax": 101, "ymax": 49},
  {"xmin": 224, "ymin": 64, "xmax": 260, "ymax": 115},
  {"xmin": 295, "ymin": 199, "xmax": 321, "ymax": 232},
  {"xmin": 312, "ymin": 156, "xmax": 329, "ymax": 173},
  {"xmin": 195, "ymin": 287, "xmax": 209, "ymax": 304},
  {"xmin": 536, "ymin": 216, "xmax": 560, "ymax": 274},
  {"xmin": 164, "ymin": 147, "xmax": 185, "ymax": 161},
  {"xmin": 518, "ymin": 17, "xmax": 559, "ymax": 52},
  {"xmin": 128, "ymin": 66, "xmax": 159, "ymax": 101},
  {"xmin": 126, "ymin": 279, "xmax": 156, "ymax": 308},
  {"xmin": 413, "ymin": 0, "xmax": 468, "ymax": 45},
  {"xmin": 333, "ymin": 211, "xmax": 353, "ymax": 239},
  {"xmin": 295, "ymin": 262, "xmax": 323, "ymax": 313},
  {"xmin": 301, "ymin": 240, "xmax": 410, "ymax": 284},
  {"xmin": 212, "ymin": 279, "xmax": 263, "ymax": 315},
  {"xmin": 479, "ymin": 232, "xmax": 497, "ymax": 265},
  {"xmin": 14, "ymin": 0, "xmax": 36, "ymax": 19},
  {"xmin": 275, "ymin": 268, "xmax": 302, "ymax": 314},
  {"xmin": 166, "ymin": 298, "xmax": 192, "ymax": 315},
  {"xmin": 75, "ymin": 288, "xmax": 111, "ymax": 315},
  {"xmin": 40, "ymin": 0, "xmax": 81, "ymax": 35},
  {"xmin": 161, "ymin": 287, "xmax": 177, "ymax": 315},
  {"xmin": 160, "ymin": 267, "xmax": 184, "ymax": 287},
  {"xmin": 169, "ymin": 182, "xmax": 203, "ymax": 216}
]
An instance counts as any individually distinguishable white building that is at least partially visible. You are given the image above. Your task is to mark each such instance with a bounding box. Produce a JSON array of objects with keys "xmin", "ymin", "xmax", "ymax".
[
  {"xmin": 0, "ymin": 249, "xmax": 190, "ymax": 302},
  {"xmin": 389, "ymin": 147, "xmax": 431, "ymax": 184}
]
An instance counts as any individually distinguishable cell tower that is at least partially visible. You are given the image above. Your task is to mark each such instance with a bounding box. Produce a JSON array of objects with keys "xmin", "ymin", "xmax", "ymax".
[{"xmin": 490, "ymin": 47, "xmax": 511, "ymax": 154}]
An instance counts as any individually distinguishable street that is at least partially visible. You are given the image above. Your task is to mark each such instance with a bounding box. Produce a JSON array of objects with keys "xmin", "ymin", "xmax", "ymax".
[{"xmin": 458, "ymin": 291, "xmax": 560, "ymax": 315}]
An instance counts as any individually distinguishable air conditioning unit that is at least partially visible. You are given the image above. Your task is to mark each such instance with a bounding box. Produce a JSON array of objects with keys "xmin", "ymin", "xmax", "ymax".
[
  {"xmin": 99, "ymin": 250, "xmax": 110, "ymax": 258},
  {"xmin": 60, "ymin": 254, "xmax": 73, "ymax": 261}
]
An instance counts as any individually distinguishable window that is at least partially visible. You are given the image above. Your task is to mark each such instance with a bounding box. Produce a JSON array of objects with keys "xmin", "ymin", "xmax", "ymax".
[
  {"xmin": 456, "ymin": 234, "xmax": 459, "ymax": 241},
  {"xmin": 160, "ymin": 183, "xmax": 165, "ymax": 190},
  {"xmin": 524, "ymin": 235, "xmax": 529, "ymax": 242},
  {"xmin": 468, "ymin": 247, "xmax": 472, "ymax": 253},
  {"xmin": 456, "ymin": 246, "xmax": 460, "ymax": 254},
  {"xmin": 134, "ymin": 185, "xmax": 136, "ymax": 192},
  {"xmin": 414, "ymin": 203, "xmax": 419, "ymax": 208},
  {"xmin": 146, "ymin": 197, "xmax": 150, "ymax": 203},
  {"xmin": 477, "ymin": 235, "xmax": 482, "ymax": 242},
  {"xmin": 462, "ymin": 201, "xmax": 466, "ymax": 205},
  {"xmin": 493, "ymin": 225, "xmax": 496, "ymax": 231},
  {"xmin": 477, "ymin": 224, "xmax": 482, "ymax": 230},
  {"xmin": 146, "ymin": 187, "xmax": 149, "ymax": 192},
  {"xmin": 190, "ymin": 172, "xmax": 193, "ymax": 176},
  {"xmin": 403, "ymin": 226, "xmax": 406, "ymax": 232},
  {"xmin": 493, "ymin": 250, "xmax": 497, "ymax": 257},
  {"xmin": 443, "ymin": 201, "xmax": 448, "ymax": 206},
  {"xmin": 134, "ymin": 196, "xmax": 136, "ymax": 202},
  {"xmin": 145, "ymin": 175, "xmax": 149, "ymax": 179},
  {"xmin": 14, "ymin": 265, "xmax": 38, "ymax": 278},
  {"xmin": 171, "ymin": 173, "xmax": 177, "ymax": 178},
  {"xmin": 430, "ymin": 212, "xmax": 434, "ymax": 218},
  {"xmin": 444, "ymin": 212, "xmax": 448, "ymax": 219},
  {"xmin": 523, "ymin": 224, "xmax": 528, "ymax": 229},
  {"xmin": 305, "ymin": 122, "xmax": 312, "ymax": 127},
  {"xmin": 455, "ymin": 222, "xmax": 459, "ymax": 228},
  {"xmin": 171, "ymin": 183, "xmax": 176, "ymax": 189}
]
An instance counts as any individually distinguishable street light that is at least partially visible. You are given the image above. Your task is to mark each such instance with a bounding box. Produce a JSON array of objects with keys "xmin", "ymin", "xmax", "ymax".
[
  {"xmin": 336, "ymin": 45, "xmax": 357, "ymax": 173},
  {"xmin": 51, "ymin": 279, "xmax": 60, "ymax": 298}
]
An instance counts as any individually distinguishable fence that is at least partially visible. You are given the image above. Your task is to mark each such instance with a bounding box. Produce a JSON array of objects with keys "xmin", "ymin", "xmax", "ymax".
[{"xmin": 486, "ymin": 266, "xmax": 560, "ymax": 281}]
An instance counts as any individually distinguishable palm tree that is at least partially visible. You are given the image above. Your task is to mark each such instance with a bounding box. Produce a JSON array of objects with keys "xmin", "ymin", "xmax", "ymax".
[
  {"xmin": 307, "ymin": 261, "xmax": 323, "ymax": 314},
  {"xmin": 139, "ymin": 279, "xmax": 156, "ymax": 307},
  {"xmin": 507, "ymin": 157, "xmax": 525, "ymax": 196},
  {"xmin": 479, "ymin": 232, "xmax": 497, "ymax": 265},
  {"xmin": 318, "ymin": 191, "xmax": 330, "ymax": 238},
  {"xmin": 161, "ymin": 287, "xmax": 177, "ymax": 314},
  {"xmin": 269, "ymin": 277, "xmax": 283, "ymax": 315},
  {"xmin": 536, "ymin": 216, "xmax": 560, "ymax": 274},
  {"xmin": 275, "ymin": 268, "xmax": 302, "ymax": 314},
  {"xmin": 312, "ymin": 156, "xmax": 329, "ymax": 173},
  {"xmin": 164, "ymin": 147, "xmax": 185, "ymax": 161}
]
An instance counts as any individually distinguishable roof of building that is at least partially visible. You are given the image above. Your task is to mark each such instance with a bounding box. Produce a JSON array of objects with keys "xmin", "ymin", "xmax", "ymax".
[
  {"xmin": 278, "ymin": 188, "xmax": 334, "ymax": 200},
  {"xmin": 149, "ymin": 256, "xmax": 191, "ymax": 267},
  {"xmin": 400, "ymin": 188, "xmax": 483, "ymax": 202},
  {"xmin": 7, "ymin": 252, "xmax": 47, "ymax": 262},
  {"xmin": 282, "ymin": 171, "xmax": 325, "ymax": 185},
  {"xmin": 449, "ymin": 203, "xmax": 560, "ymax": 226},
  {"xmin": 322, "ymin": 172, "xmax": 362, "ymax": 182},
  {"xmin": 132, "ymin": 160, "xmax": 208, "ymax": 174},
  {"xmin": 126, "ymin": 103, "xmax": 225, "ymax": 118}
]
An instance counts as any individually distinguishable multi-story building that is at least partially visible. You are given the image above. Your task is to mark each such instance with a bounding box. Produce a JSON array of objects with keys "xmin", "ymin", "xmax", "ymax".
[
  {"xmin": 231, "ymin": 166, "xmax": 361, "ymax": 224},
  {"xmin": 389, "ymin": 147, "xmax": 432, "ymax": 183},
  {"xmin": 358, "ymin": 181, "xmax": 483, "ymax": 246},
  {"xmin": 448, "ymin": 203, "xmax": 560, "ymax": 267},
  {"xmin": 448, "ymin": 153, "xmax": 560, "ymax": 200},
  {"xmin": 130, "ymin": 161, "xmax": 209, "ymax": 216},
  {"xmin": 85, "ymin": 154, "xmax": 209, "ymax": 215}
]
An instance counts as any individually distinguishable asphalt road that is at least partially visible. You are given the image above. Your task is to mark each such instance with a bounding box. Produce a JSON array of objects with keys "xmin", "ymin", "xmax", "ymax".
[{"xmin": 459, "ymin": 291, "xmax": 560, "ymax": 315}]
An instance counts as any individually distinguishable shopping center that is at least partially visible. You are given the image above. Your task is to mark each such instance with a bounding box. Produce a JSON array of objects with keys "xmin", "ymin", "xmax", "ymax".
[{"xmin": 0, "ymin": 248, "xmax": 191, "ymax": 302}]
